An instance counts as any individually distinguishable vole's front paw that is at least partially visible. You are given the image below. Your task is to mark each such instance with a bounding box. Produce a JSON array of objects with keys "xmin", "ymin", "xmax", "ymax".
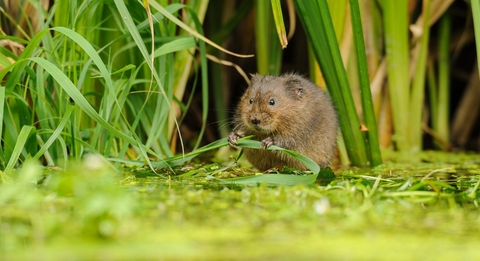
[
  {"xmin": 228, "ymin": 132, "xmax": 242, "ymax": 146},
  {"xmin": 261, "ymin": 137, "xmax": 274, "ymax": 149}
]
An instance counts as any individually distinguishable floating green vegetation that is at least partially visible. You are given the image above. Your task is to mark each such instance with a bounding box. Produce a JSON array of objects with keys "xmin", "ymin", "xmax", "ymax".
[{"xmin": 1, "ymin": 151, "xmax": 480, "ymax": 260}]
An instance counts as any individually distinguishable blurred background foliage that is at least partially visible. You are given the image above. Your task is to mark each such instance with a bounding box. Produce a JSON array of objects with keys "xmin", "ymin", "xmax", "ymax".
[{"xmin": 0, "ymin": 0, "xmax": 480, "ymax": 171}]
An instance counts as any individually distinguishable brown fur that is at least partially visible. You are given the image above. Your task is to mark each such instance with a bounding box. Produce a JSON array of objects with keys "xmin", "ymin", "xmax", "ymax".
[{"xmin": 228, "ymin": 73, "xmax": 338, "ymax": 171}]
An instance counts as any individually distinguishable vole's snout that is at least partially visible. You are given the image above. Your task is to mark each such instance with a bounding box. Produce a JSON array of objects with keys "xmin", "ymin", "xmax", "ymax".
[{"xmin": 251, "ymin": 117, "xmax": 260, "ymax": 125}]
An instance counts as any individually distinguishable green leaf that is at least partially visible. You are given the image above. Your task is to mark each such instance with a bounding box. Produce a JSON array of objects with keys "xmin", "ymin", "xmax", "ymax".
[
  {"xmin": 5, "ymin": 125, "xmax": 34, "ymax": 174},
  {"xmin": 472, "ymin": 0, "xmax": 480, "ymax": 77},
  {"xmin": 271, "ymin": 0, "xmax": 288, "ymax": 48},
  {"xmin": 235, "ymin": 139, "xmax": 320, "ymax": 175},
  {"xmin": 32, "ymin": 105, "xmax": 74, "ymax": 161},
  {"xmin": 349, "ymin": 0, "xmax": 382, "ymax": 166},
  {"xmin": 436, "ymin": 13, "xmax": 451, "ymax": 147},
  {"xmin": 293, "ymin": 0, "xmax": 368, "ymax": 166},
  {"xmin": 0, "ymin": 52, "xmax": 13, "ymax": 68},
  {"xmin": 410, "ymin": 0, "xmax": 431, "ymax": 150},
  {"xmin": 255, "ymin": 0, "xmax": 282, "ymax": 75},
  {"xmin": 0, "ymin": 87, "xmax": 5, "ymax": 165},
  {"xmin": 220, "ymin": 173, "xmax": 318, "ymax": 186},
  {"xmin": 153, "ymin": 36, "xmax": 197, "ymax": 58},
  {"xmin": 381, "ymin": 0, "xmax": 410, "ymax": 150}
]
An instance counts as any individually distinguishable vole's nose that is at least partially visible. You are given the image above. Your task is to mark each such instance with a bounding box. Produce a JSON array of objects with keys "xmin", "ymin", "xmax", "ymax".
[{"xmin": 251, "ymin": 118, "xmax": 260, "ymax": 125}]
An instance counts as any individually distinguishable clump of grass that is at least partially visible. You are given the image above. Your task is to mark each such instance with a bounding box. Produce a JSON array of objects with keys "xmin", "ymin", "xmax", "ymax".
[{"xmin": 0, "ymin": 1, "xmax": 220, "ymax": 171}]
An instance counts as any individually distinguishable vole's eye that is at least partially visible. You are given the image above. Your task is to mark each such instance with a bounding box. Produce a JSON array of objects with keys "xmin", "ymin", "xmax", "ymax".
[
  {"xmin": 269, "ymin": 98, "xmax": 275, "ymax": 106},
  {"xmin": 249, "ymin": 98, "xmax": 254, "ymax": 104}
]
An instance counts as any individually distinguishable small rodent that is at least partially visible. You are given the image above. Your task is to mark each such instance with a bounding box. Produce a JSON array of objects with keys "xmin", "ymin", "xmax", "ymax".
[{"xmin": 228, "ymin": 73, "xmax": 338, "ymax": 171}]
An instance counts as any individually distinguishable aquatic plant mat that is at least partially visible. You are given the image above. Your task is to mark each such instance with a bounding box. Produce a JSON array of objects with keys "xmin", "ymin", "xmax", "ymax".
[{"xmin": 2, "ymin": 151, "xmax": 480, "ymax": 260}]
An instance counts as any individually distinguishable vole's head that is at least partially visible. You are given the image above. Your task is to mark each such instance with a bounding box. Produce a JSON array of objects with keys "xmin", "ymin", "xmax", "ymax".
[{"xmin": 239, "ymin": 74, "xmax": 305, "ymax": 135}]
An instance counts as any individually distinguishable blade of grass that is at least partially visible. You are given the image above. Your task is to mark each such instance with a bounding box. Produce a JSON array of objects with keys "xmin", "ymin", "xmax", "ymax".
[
  {"xmin": 0, "ymin": 87, "xmax": 5, "ymax": 166},
  {"xmin": 32, "ymin": 105, "xmax": 74, "ymax": 161},
  {"xmin": 166, "ymin": 2, "xmax": 209, "ymax": 152},
  {"xmin": 326, "ymin": 0, "xmax": 347, "ymax": 42},
  {"xmin": 256, "ymin": 0, "xmax": 283, "ymax": 75},
  {"xmin": 234, "ymin": 139, "xmax": 320, "ymax": 174},
  {"xmin": 186, "ymin": 7, "xmax": 209, "ymax": 151},
  {"xmin": 5, "ymin": 126, "xmax": 34, "ymax": 174},
  {"xmin": 0, "ymin": 29, "xmax": 50, "ymax": 86},
  {"xmin": 436, "ymin": 12, "xmax": 451, "ymax": 147},
  {"xmin": 219, "ymin": 173, "xmax": 318, "ymax": 186},
  {"xmin": 349, "ymin": 0, "xmax": 382, "ymax": 166},
  {"xmin": 358, "ymin": 0, "xmax": 383, "ymax": 82},
  {"xmin": 153, "ymin": 37, "xmax": 197, "ymax": 57},
  {"xmin": 472, "ymin": 0, "xmax": 480, "ymax": 78},
  {"xmin": 410, "ymin": 0, "xmax": 431, "ymax": 151},
  {"xmin": 427, "ymin": 61, "xmax": 438, "ymax": 135},
  {"xmin": 147, "ymin": 0, "xmax": 253, "ymax": 58},
  {"xmin": 293, "ymin": 0, "xmax": 368, "ymax": 167},
  {"xmin": 271, "ymin": 0, "xmax": 288, "ymax": 48},
  {"xmin": 210, "ymin": 0, "xmax": 254, "ymax": 45},
  {"xmin": 381, "ymin": 0, "xmax": 410, "ymax": 151}
]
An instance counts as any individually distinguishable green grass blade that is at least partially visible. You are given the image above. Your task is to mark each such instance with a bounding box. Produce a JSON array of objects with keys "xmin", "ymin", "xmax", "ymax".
[
  {"xmin": 113, "ymin": 0, "xmax": 169, "ymax": 102},
  {"xmin": 326, "ymin": 0, "xmax": 347, "ymax": 41},
  {"xmin": 436, "ymin": 13, "xmax": 451, "ymax": 146},
  {"xmin": 0, "ymin": 30, "xmax": 50, "ymax": 84},
  {"xmin": 349, "ymin": 0, "xmax": 382, "ymax": 166},
  {"xmin": 271, "ymin": 0, "xmax": 288, "ymax": 48},
  {"xmin": 186, "ymin": 7, "xmax": 209, "ymax": 150},
  {"xmin": 5, "ymin": 126, "xmax": 34, "ymax": 174},
  {"xmin": 32, "ymin": 105, "xmax": 74, "ymax": 161},
  {"xmin": 293, "ymin": 0, "xmax": 368, "ymax": 167},
  {"xmin": 472, "ymin": 0, "xmax": 480, "ymax": 78},
  {"xmin": 147, "ymin": 0, "xmax": 253, "ymax": 58},
  {"xmin": 0, "ymin": 87, "xmax": 5, "ymax": 165},
  {"xmin": 220, "ymin": 174, "xmax": 317, "ymax": 186},
  {"xmin": 153, "ymin": 36, "xmax": 196, "ymax": 57},
  {"xmin": 224, "ymin": 138, "xmax": 326, "ymax": 186},
  {"xmin": 0, "ymin": 52, "xmax": 13, "ymax": 68},
  {"xmin": 381, "ymin": 0, "xmax": 410, "ymax": 150},
  {"xmin": 427, "ymin": 62, "xmax": 438, "ymax": 131},
  {"xmin": 210, "ymin": 0, "xmax": 254, "ymax": 45},
  {"xmin": 410, "ymin": 0, "xmax": 431, "ymax": 151},
  {"xmin": 256, "ymin": 0, "xmax": 282, "ymax": 75},
  {"xmin": 235, "ymin": 139, "xmax": 320, "ymax": 174}
]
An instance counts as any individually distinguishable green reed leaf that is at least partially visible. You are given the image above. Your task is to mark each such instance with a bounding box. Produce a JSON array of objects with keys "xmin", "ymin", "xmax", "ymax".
[
  {"xmin": 5, "ymin": 126, "xmax": 34, "ymax": 174},
  {"xmin": 293, "ymin": 0, "xmax": 368, "ymax": 166}
]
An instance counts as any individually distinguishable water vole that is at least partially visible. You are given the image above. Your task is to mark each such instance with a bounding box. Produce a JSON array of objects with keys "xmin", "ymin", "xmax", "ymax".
[{"xmin": 228, "ymin": 73, "xmax": 338, "ymax": 171}]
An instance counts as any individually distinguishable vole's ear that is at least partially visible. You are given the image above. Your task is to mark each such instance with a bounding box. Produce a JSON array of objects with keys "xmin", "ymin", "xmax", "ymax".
[
  {"xmin": 250, "ymin": 73, "xmax": 261, "ymax": 84},
  {"xmin": 285, "ymin": 78, "xmax": 304, "ymax": 98}
]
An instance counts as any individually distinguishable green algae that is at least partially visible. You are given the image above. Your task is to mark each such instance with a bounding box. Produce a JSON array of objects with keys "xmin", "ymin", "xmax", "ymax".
[{"xmin": 1, "ymin": 151, "xmax": 480, "ymax": 260}]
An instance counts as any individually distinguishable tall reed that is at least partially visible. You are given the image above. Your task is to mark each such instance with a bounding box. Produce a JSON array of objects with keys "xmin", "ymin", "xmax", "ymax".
[{"xmin": 293, "ymin": 0, "xmax": 379, "ymax": 167}]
